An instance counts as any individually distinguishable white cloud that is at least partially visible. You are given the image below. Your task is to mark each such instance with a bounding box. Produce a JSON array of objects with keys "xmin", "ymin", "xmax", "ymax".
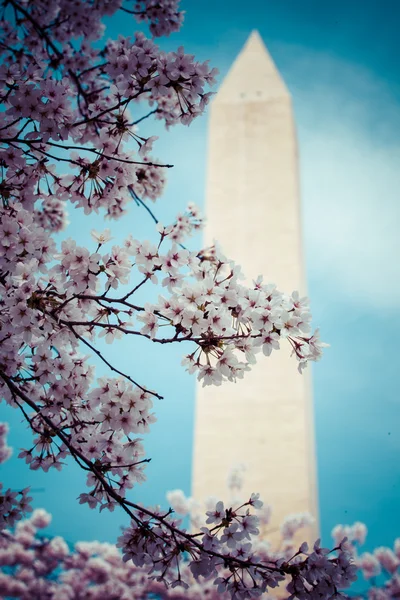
[{"xmin": 284, "ymin": 50, "xmax": 400, "ymax": 310}]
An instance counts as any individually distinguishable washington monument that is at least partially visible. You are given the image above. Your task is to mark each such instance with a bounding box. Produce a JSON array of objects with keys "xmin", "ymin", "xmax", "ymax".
[{"xmin": 191, "ymin": 31, "xmax": 319, "ymax": 542}]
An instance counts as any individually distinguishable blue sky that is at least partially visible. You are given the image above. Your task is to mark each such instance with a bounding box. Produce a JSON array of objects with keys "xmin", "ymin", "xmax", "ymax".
[{"xmin": 2, "ymin": 0, "xmax": 400, "ymax": 567}]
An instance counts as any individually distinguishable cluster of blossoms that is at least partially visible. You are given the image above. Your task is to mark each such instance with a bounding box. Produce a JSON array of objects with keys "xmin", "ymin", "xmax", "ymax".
[
  {"xmin": 133, "ymin": 0, "xmax": 184, "ymax": 37},
  {"xmin": 0, "ymin": 0, "xmax": 217, "ymax": 218},
  {"xmin": 1, "ymin": 448, "xmax": 394, "ymax": 600},
  {"xmin": 167, "ymin": 464, "xmax": 313, "ymax": 544},
  {"xmin": 116, "ymin": 496, "xmax": 356, "ymax": 599},
  {"xmin": 332, "ymin": 524, "xmax": 400, "ymax": 598},
  {"xmin": 0, "ymin": 193, "xmax": 324, "ymax": 516},
  {"xmin": 0, "ymin": 438, "xmax": 358, "ymax": 600},
  {"xmin": 2, "ymin": 509, "xmax": 399, "ymax": 600},
  {"xmin": 0, "ymin": 0, "xmax": 340, "ymax": 597}
]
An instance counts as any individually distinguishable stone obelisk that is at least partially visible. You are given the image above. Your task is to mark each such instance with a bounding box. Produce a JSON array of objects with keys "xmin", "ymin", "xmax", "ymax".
[{"xmin": 191, "ymin": 31, "xmax": 319, "ymax": 543}]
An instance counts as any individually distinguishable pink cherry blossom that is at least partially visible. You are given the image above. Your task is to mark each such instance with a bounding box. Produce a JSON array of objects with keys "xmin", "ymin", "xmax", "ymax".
[{"xmin": 0, "ymin": 2, "xmax": 337, "ymax": 597}]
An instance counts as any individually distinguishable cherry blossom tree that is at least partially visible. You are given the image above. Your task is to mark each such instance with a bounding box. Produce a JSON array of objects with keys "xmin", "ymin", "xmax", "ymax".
[
  {"xmin": 0, "ymin": 0, "xmax": 352, "ymax": 597},
  {"xmin": 1, "ymin": 441, "xmax": 397, "ymax": 600}
]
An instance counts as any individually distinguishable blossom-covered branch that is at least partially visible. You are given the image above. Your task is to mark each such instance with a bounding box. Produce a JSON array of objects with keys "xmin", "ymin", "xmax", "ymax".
[
  {"xmin": 0, "ymin": 0, "xmax": 336, "ymax": 597},
  {"xmin": 0, "ymin": 432, "xmax": 359, "ymax": 599}
]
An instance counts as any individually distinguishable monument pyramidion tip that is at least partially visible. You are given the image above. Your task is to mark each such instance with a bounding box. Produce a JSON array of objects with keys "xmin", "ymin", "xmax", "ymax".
[{"xmin": 215, "ymin": 30, "xmax": 290, "ymax": 104}]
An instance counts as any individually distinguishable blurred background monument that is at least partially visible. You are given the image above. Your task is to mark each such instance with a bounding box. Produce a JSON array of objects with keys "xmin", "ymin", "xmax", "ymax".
[{"xmin": 192, "ymin": 31, "xmax": 319, "ymax": 543}]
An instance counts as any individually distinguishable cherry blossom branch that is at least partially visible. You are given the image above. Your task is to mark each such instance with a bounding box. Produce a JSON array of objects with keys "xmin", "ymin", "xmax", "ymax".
[
  {"xmin": 131, "ymin": 108, "xmax": 160, "ymax": 125},
  {"xmin": 0, "ymin": 370, "xmax": 139, "ymax": 516},
  {"xmin": 67, "ymin": 323, "xmax": 164, "ymax": 400},
  {"xmin": 1, "ymin": 371, "xmax": 353, "ymax": 600},
  {"xmin": 0, "ymin": 371, "xmax": 284, "ymax": 574},
  {"xmin": 8, "ymin": 0, "xmax": 89, "ymax": 108},
  {"xmin": 0, "ymin": 138, "xmax": 174, "ymax": 168},
  {"xmin": 8, "ymin": 0, "xmax": 62, "ymax": 59},
  {"xmin": 128, "ymin": 185, "xmax": 159, "ymax": 224},
  {"xmin": 0, "ymin": 2, "xmax": 334, "ymax": 596}
]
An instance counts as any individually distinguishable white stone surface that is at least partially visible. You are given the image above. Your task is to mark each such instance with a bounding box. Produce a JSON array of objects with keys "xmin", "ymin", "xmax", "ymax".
[{"xmin": 191, "ymin": 31, "xmax": 319, "ymax": 545}]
